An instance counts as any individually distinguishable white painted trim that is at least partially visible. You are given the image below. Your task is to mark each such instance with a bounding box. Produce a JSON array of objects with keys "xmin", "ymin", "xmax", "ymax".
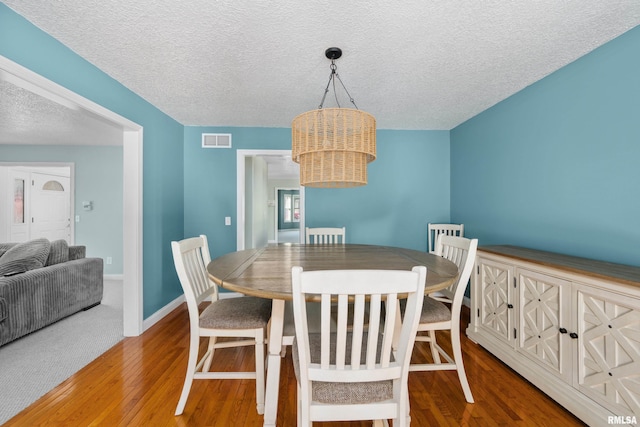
[
  {"xmin": 143, "ymin": 294, "xmax": 184, "ymax": 331},
  {"xmin": 123, "ymin": 130, "xmax": 143, "ymax": 336},
  {"xmin": 0, "ymin": 55, "xmax": 144, "ymax": 337},
  {"xmin": 0, "ymin": 57, "xmax": 140, "ymax": 130},
  {"xmin": 236, "ymin": 149, "xmax": 305, "ymax": 250},
  {"xmin": 104, "ymin": 274, "xmax": 124, "ymax": 281}
]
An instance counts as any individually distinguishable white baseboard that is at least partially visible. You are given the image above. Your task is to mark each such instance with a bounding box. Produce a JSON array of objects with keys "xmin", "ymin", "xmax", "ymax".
[
  {"xmin": 142, "ymin": 291, "xmax": 245, "ymax": 332},
  {"xmin": 104, "ymin": 274, "xmax": 123, "ymax": 281},
  {"xmin": 143, "ymin": 294, "xmax": 184, "ymax": 332}
]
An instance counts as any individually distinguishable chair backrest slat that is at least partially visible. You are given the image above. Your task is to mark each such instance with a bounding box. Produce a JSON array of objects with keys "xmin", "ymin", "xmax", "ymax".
[
  {"xmin": 172, "ymin": 235, "xmax": 219, "ymax": 321},
  {"xmin": 427, "ymin": 223, "xmax": 464, "ymax": 253},
  {"xmin": 305, "ymin": 227, "xmax": 346, "ymax": 245},
  {"xmin": 335, "ymin": 294, "xmax": 348, "ymax": 370},
  {"xmin": 434, "ymin": 234, "xmax": 478, "ymax": 309},
  {"xmin": 320, "ymin": 294, "xmax": 331, "ymax": 368},
  {"xmin": 350, "ymin": 294, "xmax": 365, "ymax": 369},
  {"xmin": 366, "ymin": 294, "xmax": 382, "ymax": 369}
]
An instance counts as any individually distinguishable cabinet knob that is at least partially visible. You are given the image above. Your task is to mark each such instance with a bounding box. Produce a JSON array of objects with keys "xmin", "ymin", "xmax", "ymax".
[
  {"xmin": 507, "ymin": 304, "xmax": 514, "ymax": 309},
  {"xmin": 570, "ymin": 332, "xmax": 579, "ymax": 339},
  {"xmin": 559, "ymin": 328, "xmax": 568, "ymax": 334}
]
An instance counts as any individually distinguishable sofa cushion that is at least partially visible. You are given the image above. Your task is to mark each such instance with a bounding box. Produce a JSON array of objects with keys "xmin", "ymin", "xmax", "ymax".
[
  {"xmin": 0, "ymin": 243, "xmax": 17, "ymax": 258},
  {"xmin": 46, "ymin": 239, "xmax": 70, "ymax": 266},
  {"xmin": 0, "ymin": 238, "xmax": 51, "ymax": 276}
]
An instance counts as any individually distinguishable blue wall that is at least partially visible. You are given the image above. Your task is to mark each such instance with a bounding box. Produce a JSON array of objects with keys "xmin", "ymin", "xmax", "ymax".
[
  {"xmin": 305, "ymin": 130, "xmax": 451, "ymax": 251},
  {"xmin": 0, "ymin": 145, "xmax": 123, "ymax": 274},
  {"xmin": 183, "ymin": 127, "xmax": 292, "ymax": 258},
  {"xmin": 184, "ymin": 127, "xmax": 451, "ymax": 255},
  {"xmin": 1, "ymin": 5, "xmax": 185, "ymax": 317},
  {"xmin": 451, "ymin": 25, "xmax": 640, "ymax": 266}
]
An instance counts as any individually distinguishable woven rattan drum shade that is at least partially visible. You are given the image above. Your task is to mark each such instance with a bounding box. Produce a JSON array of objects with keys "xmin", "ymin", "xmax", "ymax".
[{"xmin": 292, "ymin": 108, "xmax": 376, "ymax": 187}]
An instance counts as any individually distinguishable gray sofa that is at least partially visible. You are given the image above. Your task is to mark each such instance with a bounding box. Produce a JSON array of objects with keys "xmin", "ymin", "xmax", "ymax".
[{"xmin": 0, "ymin": 238, "xmax": 103, "ymax": 347}]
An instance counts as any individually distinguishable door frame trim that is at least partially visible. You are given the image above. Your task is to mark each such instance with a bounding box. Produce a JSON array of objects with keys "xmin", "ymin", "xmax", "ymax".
[{"xmin": 0, "ymin": 55, "xmax": 144, "ymax": 336}]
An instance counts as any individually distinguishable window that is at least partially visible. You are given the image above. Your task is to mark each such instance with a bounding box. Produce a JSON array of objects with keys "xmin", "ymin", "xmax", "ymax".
[
  {"xmin": 42, "ymin": 180, "xmax": 64, "ymax": 191},
  {"xmin": 13, "ymin": 179, "xmax": 24, "ymax": 224}
]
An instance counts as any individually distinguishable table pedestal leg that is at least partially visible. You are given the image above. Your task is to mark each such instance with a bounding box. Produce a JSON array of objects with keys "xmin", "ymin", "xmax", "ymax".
[{"xmin": 263, "ymin": 299, "xmax": 285, "ymax": 427}]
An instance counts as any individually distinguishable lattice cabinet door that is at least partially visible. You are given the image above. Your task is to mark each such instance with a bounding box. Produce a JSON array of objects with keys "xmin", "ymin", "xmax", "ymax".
[
  {"xmin": 477, "ymin": 258, "xmax": 515, "ymax": 345},
  {"xmin": 516, "ymin": 269, "xmax": 572, "ymax": 383},
  {"xmin": 576, "ymin": 285, "xmax": 640, "ymax": 419}
]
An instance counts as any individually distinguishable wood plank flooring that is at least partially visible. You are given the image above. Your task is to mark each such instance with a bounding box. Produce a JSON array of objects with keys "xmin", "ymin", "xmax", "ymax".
[{"xmin": 6, "ymin": 304, "xmax": 586, "ymax": 426}]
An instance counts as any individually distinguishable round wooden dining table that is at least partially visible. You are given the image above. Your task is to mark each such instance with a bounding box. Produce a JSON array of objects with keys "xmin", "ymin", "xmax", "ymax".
[{"xmin": 207, "ymin": 243, "xmax": 459, "ymax": 427}]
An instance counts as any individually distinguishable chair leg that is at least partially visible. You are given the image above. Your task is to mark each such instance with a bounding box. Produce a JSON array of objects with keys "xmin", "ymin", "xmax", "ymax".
[
  {"xmin": 398, "ymin": 382, "xmax": 410, "ymax": 427},
  {"xmin": 429, "ymin": 330, "xmax": 441, "ymax": 363},
  {"xmin": 203, "ymin": 336, "xmax": 217, "ymax": 372},
  {"xmin": 255, "ymin": 330, "xmax": 266, "ymax": 415},
  {"xmin": 298, "ymin": 383, "xmax": 312, "ymax": 427},
  {"xmin": 297, "ymin": 383, "xmax": 302, "ymax": 426},
  {"xmin": 175, "ymin": 333, "xmax": 200, "ymax": 415},
  {"xmin": 451, "ymin": 327, "xmax": 474, "ymax": 403}
]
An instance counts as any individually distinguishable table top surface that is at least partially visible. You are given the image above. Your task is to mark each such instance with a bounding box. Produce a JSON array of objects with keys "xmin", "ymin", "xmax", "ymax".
[{"xmin": 207, "ymin": 243, "xmax": 460, "ymax": 300}]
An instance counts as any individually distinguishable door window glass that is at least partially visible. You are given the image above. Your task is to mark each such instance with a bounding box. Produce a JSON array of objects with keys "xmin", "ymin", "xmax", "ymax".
[
  {"xmin": 13, "ymin": 179, "xmax": 24, "ymax": 224},
  {"xmin": 42, "ymin": 180, "xmax": 64, "ymax": 191}
]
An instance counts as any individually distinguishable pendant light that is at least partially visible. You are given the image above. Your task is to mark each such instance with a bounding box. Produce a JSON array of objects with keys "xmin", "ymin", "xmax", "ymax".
[{"xmin": 291, "ymin": 47, "xmax": 376, "ymax": 188}]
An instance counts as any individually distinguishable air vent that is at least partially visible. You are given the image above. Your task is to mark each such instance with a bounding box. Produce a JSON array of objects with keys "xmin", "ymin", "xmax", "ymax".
[{"xmin": 202, "ymin": 133, "xmax": 232, "ymax": 148}]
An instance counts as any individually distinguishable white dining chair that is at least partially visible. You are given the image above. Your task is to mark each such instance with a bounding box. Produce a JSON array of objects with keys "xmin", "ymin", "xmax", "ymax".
[
  {"xmin": 171, "ymin": 235, "xmax": 272, "ymax": 416},
  {"xmin": 410, "ymin": 234, "xmax": 478, "ymax": 403},
  {"xmin": 291, "ymin": 266, "xmax": 427, "ymax": 426},
  {"xmin": 427, "ymin": 223, "xmax": 464, "ymax": 254},
  {"xmin": 305, "ymin": 227, "xmax": 346, "ymax": 244}
]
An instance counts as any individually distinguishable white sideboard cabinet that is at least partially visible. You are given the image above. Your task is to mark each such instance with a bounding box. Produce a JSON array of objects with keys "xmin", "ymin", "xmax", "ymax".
[{"xmin": 467, "ymin": 246, "xmax": 640, "ymax": 427}]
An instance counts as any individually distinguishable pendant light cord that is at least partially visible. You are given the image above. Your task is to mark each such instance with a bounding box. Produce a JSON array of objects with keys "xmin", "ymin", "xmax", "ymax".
[{"xmin": 318, "ymin": 60, "xmax": 359, "ymax": 110}]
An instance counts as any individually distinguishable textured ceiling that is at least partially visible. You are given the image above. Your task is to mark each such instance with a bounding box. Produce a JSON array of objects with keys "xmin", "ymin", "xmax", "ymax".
[
  {"xmin": 2, "ymin": 0, "xmax": 640, "ymax": 133},
  {"xmin": 0, "ymin": 80, "xmax": 123, "ymax": 146}
]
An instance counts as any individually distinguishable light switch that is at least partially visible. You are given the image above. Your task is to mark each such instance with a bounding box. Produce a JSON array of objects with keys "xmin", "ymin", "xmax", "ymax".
[{"xmin": 225, "ymin": 216, "xmax": 231, "ymax": 226}]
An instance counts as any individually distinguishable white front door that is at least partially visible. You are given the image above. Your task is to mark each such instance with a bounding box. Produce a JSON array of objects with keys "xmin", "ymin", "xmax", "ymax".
[{"xmin": 30, "ymin": 172, "xmax": 71, "ymax": 243}]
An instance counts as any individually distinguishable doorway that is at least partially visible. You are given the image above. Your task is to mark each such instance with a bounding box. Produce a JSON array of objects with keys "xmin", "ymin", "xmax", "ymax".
[
  {"xmin": 276, "ymin": 188, "xmax": 300, "ymax": 243},
  {"xmin": 1, "ymin": 56, "xmax": 143, "ymax": 336},
  {"xmin": 236, "ymin": 149, "xmax": 304, "ymax": 250}
]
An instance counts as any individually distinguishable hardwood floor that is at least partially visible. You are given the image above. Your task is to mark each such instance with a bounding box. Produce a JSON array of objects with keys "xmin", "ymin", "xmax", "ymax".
[{"xmin": 6, "ymin": 304, "xmax": 586, "ymax": 426}]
